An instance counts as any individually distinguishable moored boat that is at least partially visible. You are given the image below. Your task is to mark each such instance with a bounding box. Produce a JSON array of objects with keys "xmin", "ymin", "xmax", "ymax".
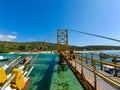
[
  {"xmin": 100, "ymin": 53, "xmax": 110, "ymax": 58},
  {"xmin": 21, "ymin": 77, "xmax": 30, "ymax": 90},
  {"xmin": 103, "ymin": 65, "xmax": 120, "ymax": 75},
  {"xmin": 0, "ymin": 56, "xmax": 10, "ymax": 61}
]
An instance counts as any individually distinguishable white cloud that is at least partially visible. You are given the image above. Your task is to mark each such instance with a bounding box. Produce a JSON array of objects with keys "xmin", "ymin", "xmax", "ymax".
[{"xmin": 0, "ymin": 34, "xmax": 17, "ymax": 41}]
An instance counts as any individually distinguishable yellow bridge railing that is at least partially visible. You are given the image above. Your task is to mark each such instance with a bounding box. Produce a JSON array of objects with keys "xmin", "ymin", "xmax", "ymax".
[{"xmin": 60, "ymin": 51, "xmax": 120, "ymax": 90}]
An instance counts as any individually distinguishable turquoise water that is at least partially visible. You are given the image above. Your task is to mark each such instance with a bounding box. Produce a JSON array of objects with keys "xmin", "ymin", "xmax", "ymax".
[
  {"xmin": 1, "ymin": 52, "xmax": 120, "ymax": 90},
  {"xmin": 0, "ymin": 53, "xmax": 84, "ymax": 90},
  {"xmin": 26, "ymin": 53, "xmax": 84, "ymax": 90}
]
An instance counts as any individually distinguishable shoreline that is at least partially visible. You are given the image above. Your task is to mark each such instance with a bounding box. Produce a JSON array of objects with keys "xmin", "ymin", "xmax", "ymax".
[
  {"xmin": 74, "ymin": 50, "xmax": 120, "ymax": 53},
  {"xmin": 7, "ymin": 50, "xmax": 120, "ymax": 54},
  {"xmin": 8, "ymin": 51, "xmax": 57, "ymax": 54}
]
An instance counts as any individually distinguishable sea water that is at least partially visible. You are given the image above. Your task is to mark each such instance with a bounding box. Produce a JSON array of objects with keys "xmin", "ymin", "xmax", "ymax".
[
  {"xmin": 0, "ymin": 53, "xmax": 84, "ymax": 90},
  {"xmin": 1, "ymin": 52, "xmax": 120, "ymax": 90},
  {"xmin": 26, "ymin": 53, "xmax": 84, "ymax": 90}
]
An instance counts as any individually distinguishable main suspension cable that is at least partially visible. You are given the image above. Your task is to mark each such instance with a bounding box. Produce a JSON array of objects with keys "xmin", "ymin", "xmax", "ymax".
[
  {"xmin": 71, "ymin": 29, "xmax": 120, "ymax": 43},
  {"xmin": 29, "ymin": 30, "xmax": 56, "ymax": 65}
]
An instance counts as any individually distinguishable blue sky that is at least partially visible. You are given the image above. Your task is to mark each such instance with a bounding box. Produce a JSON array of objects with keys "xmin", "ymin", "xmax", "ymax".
[{"xmin": 0, "ymin": 0, "xmax": 120, "ymax": 46}]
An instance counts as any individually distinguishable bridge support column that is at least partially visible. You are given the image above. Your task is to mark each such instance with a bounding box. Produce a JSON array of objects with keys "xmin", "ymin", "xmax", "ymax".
[{"xmin": 57, "ymin": 29, "xmax": 68, "ymax": 52}]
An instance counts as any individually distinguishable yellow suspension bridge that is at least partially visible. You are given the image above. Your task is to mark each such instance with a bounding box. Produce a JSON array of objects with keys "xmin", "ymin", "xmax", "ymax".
[{"xmin": 0, "ymin": 29, "xmax": 120, "ymax": 90}]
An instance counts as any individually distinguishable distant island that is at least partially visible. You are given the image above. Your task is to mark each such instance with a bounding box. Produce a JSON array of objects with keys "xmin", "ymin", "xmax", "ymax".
[{"xmin": 0, "ymin": 41, "xmax": 120, "ymax": 53}]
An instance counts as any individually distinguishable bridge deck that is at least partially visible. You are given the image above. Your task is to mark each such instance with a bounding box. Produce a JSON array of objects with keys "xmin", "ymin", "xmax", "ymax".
[{"xmin": 69, "ymin": 59, "xmax": 120, "ymax": 90}]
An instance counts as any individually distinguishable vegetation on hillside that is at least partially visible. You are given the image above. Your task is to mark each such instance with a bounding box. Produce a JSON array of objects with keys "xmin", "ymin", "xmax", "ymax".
[{"xmin": 0, "ymin": 41, "xmax": 120, "ymax": 53}]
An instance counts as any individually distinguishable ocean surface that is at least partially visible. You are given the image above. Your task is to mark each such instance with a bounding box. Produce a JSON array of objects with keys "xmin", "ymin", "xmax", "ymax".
[
  {"xmin": 0, "ymin": 53, "xmax": 84, "ymax": 90},
  {"xmin": 1, "ymin": 51, "xmax": 120, "ymax": 90}
]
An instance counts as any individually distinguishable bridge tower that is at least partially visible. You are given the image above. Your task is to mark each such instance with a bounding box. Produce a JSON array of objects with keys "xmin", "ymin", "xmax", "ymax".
[{"xmin": 57, "ymin": 29, "xmax": 68, "ymax": 52}]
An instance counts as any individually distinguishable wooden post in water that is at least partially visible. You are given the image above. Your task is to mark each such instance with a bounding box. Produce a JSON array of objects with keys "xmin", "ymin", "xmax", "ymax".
[
  {"xmin": 99, "ymin": 53, "xmax": 103, "ymax": 71},
  {"xmin": 93, "ymin": 60, "xmax": 97, "ymax": 90},
  {"xmin": 114, "ymin": 56, "xmax": 117, "ymax": 77},
  {"xmin": 86, "ymin": 53, "xmax": 88, "ymax": 64}
]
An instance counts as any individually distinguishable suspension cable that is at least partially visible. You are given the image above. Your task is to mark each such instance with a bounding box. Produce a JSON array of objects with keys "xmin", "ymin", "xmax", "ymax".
[
  {"xmin": 71, "ymin": 30, "xmax": 120, "ymax": 43},
  {"xmin": 43, "ymin": 30, "xmax": 56, "ymax": 42},
  {"xmin": 28, "ymin": 30, "xmax": 56, "ymax": 66}
]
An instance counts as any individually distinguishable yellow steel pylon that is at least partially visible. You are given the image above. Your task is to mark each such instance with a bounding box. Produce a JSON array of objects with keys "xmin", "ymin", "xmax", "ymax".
[{"xmin": 57, "ymin": 29, "xmax": 68, "ymax": 52}]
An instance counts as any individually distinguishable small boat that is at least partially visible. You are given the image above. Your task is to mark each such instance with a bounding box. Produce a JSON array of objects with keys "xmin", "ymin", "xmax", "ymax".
[
  {"xmin": 100, "ymin": 53, "xmax": 110, "ymax": 58},
  {"xmin": 0, "ymin": 56, "xmax": 10, "ymax": 61},
  {"xmin": 103, "ymin": 65, "xmax": 114, "ymax": 75},
  {"xmin": 112, "ymin": 59, "xmax": 120, "ymax": 62},
  {"xmin": 103, "ymin": 65, "xmax": 120, "ymax": 75},
  {"xmin": 21, "ymin": 77, "xmax": 30, "ymax": 90}
]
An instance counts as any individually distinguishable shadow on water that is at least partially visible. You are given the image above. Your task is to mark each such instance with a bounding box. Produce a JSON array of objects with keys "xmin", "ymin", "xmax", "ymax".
[
  {"xmin": 35, "ymin": 54, "xmax": 57, "ymax": 90},
  {"xmin": 56, "ymin": 56, "xmax": 84, "ymax": 90},
  {"xmin": 27, "ymin": 54, "xmax": 84, "ymax": 90},
  {"xmin": 57, "ymin": 66, "xmax": 69, "ymax": 89},
  {"xmin": 55, "ymin": 56, "xmax": 69, "ymax": 90},
  {"xmin": 58, "ymin": 56, "xmax": 69, "ymax": 72}
]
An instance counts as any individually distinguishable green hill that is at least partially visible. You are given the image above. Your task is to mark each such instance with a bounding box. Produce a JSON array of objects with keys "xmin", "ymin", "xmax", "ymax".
[{"xmin": 0, "ymin": 41, "xmax": 120, "ymax": 53}]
